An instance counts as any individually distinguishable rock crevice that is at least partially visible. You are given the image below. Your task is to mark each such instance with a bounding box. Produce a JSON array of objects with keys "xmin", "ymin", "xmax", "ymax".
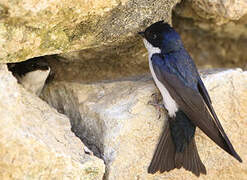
[{"xmin": 41, "ymin": 69, "xmax": 247, "ymax": 180}]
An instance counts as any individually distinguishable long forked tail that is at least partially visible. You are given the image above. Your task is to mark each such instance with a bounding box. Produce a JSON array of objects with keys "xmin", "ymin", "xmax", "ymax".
[{"xmin": 148, "ymin": 121, "xmax": 206, "ymax": 176}]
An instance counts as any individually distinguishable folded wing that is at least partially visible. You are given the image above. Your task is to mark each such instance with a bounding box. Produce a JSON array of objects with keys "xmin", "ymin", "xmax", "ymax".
[{"xmin": 151, "ymin": 54, "xmax": 242, "ymax": 162}]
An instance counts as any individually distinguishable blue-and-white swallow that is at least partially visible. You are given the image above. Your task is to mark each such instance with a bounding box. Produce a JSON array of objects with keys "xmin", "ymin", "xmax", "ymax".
[{"xmin": 139, "ymin": 21, "xmax": 242, "ymax": 176}]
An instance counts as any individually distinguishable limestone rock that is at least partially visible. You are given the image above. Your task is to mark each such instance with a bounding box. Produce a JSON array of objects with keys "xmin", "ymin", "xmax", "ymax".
[
  {"xmin": 173, "ymin": 1, "xmax": 247, "ymax": 69},
  {"xmin": 175, "ymin": 0, "xmax": 247, "ymax": 25},
  {"xmin": 0, "ymin": 64, "xmax": 105, "ymax": 179},
  {"xmin": 42, "ymin": 69, "xmax": 247, "ymax": 179},
  {"xmin": 0, "ymin": 0, "xmax": 178, "ymax": 63},
  {"xmin": 191, "ymin": 0, "xmax": 247, "ymax": 24},
  {"xmin": 172, "ymin": 15, "xmax": 247, "ymax": 69}
]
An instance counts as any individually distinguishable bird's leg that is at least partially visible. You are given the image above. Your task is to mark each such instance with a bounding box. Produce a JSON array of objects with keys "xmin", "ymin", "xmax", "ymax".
[{"xmin": 148, "ymin": 92, "xmax": 164, "ymax": 119}]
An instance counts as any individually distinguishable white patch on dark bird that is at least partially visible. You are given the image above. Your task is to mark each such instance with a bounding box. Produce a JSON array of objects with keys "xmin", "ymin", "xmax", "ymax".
[
  {"xmin": 143, "ymin": 39, "xmax": 178, "ymax": 117},
  {"xmin": 19, "ymin": 67, "xmax": 50, "ymax": 96}
]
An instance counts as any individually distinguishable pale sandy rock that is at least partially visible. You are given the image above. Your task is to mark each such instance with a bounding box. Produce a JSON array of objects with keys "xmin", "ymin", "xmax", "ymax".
[
  {"xmin": 172, "ymin": 15, "xmax": 247, "ymax": 69},
  {"xmin": 0, "ymin": 64, "xmax": 105, "ymax": 179},
  {"xmin": 173, "ymin": 1, "xmax": 247, "ymax": 70},
  {"xmin": 0, "ymin": 0, "xmax": 178, "ymax": 63},
  {"xmin": 175, "ymin": 0, "xmax": 242, "ymax": 23},
  {"xmin": 191, "ymin": 0, "xmax": 247, "ymax": 24},
  {"xmin": 42, "ymin": 69, "xmax": 247, "ymax": 179}
]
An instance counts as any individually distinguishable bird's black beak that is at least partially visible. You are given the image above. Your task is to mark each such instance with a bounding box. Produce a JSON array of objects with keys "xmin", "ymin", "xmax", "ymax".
[{"xmin": 138, "ymin": 31, "xmax": 145, "ymax": 38}]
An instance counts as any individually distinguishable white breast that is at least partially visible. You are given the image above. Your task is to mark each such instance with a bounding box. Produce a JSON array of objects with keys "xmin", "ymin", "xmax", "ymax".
[
  {"xmin": 19, "ymin": 68, "xmax": 50, "ymax": 96},
  {"xmin": 143, "ymin": 39, "xmax": 178, "ymax": 117}
]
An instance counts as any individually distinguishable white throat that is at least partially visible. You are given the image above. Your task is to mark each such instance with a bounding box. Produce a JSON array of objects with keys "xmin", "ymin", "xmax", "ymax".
[
  {"xmin": 143, "ymin": 39, "xmax": 178, "ymax": 117},
  {"xmin": 143, "ymin": 39, "xmax": 161, "ymax": 59}
]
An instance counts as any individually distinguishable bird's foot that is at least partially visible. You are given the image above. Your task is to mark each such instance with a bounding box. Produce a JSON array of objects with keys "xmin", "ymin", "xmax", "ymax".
[{"xmin": 148, "ymin": 93, "xmax": 164, "ymax": 119}]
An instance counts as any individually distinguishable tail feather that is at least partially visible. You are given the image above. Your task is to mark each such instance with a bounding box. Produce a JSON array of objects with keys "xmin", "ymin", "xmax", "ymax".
[
  {"xmin": 148, "ymin": 122, "xmax": 175, "ymax": 173},
  {"xmin": 148, "ymin": 122, "xmax": 206, "ymax": 176},
  {"xmin": 175, "ymin": 139, "xmax": 206, "ymax": 176}
]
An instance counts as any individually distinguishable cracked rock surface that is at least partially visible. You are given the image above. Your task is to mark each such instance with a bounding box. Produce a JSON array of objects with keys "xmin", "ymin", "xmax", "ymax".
[
  {"xmin": 1, "ymin": 0, "xmax": 247, "ymax": 83},
  {"xmin": 42, "ymin": 69, "xmax": 247, "ymax": 179},
  {"xmin": 0, "ymin": 0, "xmax": 178, "ymax": 63},
  {"xmin": 1, "ymin": 0, "xmax": 247, "ymax": 179},
  {"xmin": 0, "ymin": 64, "xmax": 105, "ymax": 179}
]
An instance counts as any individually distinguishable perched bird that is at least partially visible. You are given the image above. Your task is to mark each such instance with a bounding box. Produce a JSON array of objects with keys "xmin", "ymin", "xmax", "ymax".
[
  {"xmin": 8, "ymin": 58, "xmax": 51, "ymax": 96},
  {"xmin": 138, "ymin": 21, "xmax": 242, "ymax": 176}
]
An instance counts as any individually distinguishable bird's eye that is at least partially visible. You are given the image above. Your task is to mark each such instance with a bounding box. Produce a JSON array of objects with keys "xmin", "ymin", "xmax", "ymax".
[{"xmin": 152, "ymin": 34, "xmax": 157, "ymax": 40}]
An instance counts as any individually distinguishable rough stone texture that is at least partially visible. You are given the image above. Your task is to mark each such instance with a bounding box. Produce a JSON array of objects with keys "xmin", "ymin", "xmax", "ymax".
[
  {"xmin": 172, "ymin": 0, "xmax": 247, "ymax": 70},
  {"xmin": 42, "ymin": 69, "xmax": 247, "ymax": 179},
  {"xmin": 0, "ymin": 64, "xmax": 105, "ymax": 179},
  {"xmin": 191, "ymin": 0, "xmax": 247, "ymax": 24},
  {"xmin": 38, "ymin": 0, "xmax": 247, "ymax": 84},
  {"xmin": 2, "ymin": 0, "xmax": 247, "ymax": 82},
  {"xmin": 0, "ymin": 0, "xmax": 178, "ymax": 63},
  {"xmin": 174, "ymin": 1, "xmax": 247, "ymax": 38},
  {"xmin": 174, "ymin": 0, "xmax": 247, "ymax": 25},
  {"xmin": 172, "ymin": 15, "xmax": 247, "ymax": 69},
  {"xmin": 55, "ymin": 0, "xmax": 247, "ymax": 75},
  {"xmin": 44, "ymin": 54, "xmax": 149, "ymax": 83}
]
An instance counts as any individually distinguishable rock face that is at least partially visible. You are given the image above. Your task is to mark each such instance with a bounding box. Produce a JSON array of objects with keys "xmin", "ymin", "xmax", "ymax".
[
  {"xmin": 1, "ymin": 0, "xmax": 247, "ymax": 82},
  {"xmin": 191, "ymin": 0, "xmax": 247, "ymax": 24},
  {"xmin": 0, "ymin": 0, "xmax": 178, "ymax": 63},
  {"xmin": 0, "ymin": 64, "xmax": 105, "ymax": 179},
  {"xmin": 1, "ymin": 0, "xmax": 247, "ymax": 179},
  {"xmin": 175, "ymin": 0, "xmax": 247, "ymax": 24},
  {"xmin": 173, "ymin": 0, "xmax": 247, "ymax": 69},
  {"xmin": 37, "ymin": 0, "xmax": 247, "ymax": 83},
  {"xmin": 172, "ymin": 15, "xmax": 247, "ymax": 69},
  {"xmin": 42, "ymin": 69, "xmax": 247, "ymax": 179}
]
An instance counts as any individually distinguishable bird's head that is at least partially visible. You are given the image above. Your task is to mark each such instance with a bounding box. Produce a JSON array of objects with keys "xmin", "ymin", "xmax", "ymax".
[
  {"xmin": 138, "ymin": 21, "xmax": 183, "ymax": 54},
  {"xmin": 8, "ymin": 58, "xmax": 51, "ymax": 96}
]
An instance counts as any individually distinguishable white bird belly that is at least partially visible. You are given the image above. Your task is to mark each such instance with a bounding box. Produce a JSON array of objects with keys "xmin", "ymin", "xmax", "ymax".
[
  {"xmin": 149, "ymin": 59, "xmax": 178, "ymax": 117},
  {"xmin": 143, "ymin": 39, "xmax": 178, "ymax": 117}
]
